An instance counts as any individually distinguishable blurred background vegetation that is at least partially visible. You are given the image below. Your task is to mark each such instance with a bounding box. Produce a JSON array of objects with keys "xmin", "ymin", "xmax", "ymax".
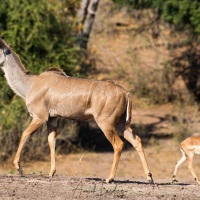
[
  {"xmin": 0, "ymin": 0, "xmax": 83, "ymax": 160},
  {"xmin": 0, "ymin": 0, "xmax": 200, "ymax": 161}
]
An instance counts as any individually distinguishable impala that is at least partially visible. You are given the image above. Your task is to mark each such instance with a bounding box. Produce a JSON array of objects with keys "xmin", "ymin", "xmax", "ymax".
[{"xmin": 172, "ymin": 136, "xmax": 200, "ymax": 184}]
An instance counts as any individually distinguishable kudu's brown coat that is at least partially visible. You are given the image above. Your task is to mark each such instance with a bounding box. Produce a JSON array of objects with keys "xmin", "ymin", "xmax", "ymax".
[{"xmin": 0, "ymin": 38, "xmax": 153, "ymax": 183}]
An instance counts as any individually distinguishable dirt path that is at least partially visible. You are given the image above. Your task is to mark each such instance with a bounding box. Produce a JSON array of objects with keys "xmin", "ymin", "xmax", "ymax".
[{"xmin": 0, "ymin": 175, "xmax": 199, "ymax": 200}]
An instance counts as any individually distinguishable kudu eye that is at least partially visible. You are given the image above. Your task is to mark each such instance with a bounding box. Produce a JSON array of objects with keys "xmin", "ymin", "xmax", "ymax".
[{"xmin": 3, "ymin": 48, "xmax": 11, "ymax": 56}]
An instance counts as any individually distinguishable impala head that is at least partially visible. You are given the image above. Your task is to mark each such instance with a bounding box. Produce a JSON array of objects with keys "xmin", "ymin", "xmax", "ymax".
[{"xmin": 0, "ymin": 38, "xmax": 11, "ymax": 67}]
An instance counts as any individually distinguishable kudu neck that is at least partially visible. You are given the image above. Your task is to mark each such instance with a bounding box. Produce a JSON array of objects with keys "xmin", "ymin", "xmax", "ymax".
[{"xmin": 2, "ymin": 56, "xmax": 34, "ymax": 99}]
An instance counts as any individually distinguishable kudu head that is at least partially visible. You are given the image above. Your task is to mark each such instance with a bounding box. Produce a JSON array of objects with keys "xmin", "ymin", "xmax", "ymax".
[{"xmin": 0, "ymin": 38, "xmax": 11, "ymax": 67}]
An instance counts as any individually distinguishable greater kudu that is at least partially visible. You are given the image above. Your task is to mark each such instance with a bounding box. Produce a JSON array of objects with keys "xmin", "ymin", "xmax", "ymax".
[{"xmin": 0, "ymin": 38, "xmax": 153, "ymax": 183}]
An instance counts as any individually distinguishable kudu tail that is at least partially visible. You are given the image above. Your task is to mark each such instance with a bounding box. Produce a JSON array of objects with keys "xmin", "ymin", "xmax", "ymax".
[{"xmin": 125, "ymin": 93, "xmax": 132, "ymax": 131}]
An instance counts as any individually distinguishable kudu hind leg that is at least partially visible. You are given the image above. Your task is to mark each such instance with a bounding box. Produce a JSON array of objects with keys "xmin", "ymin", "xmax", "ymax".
[
  {"xmin": 13, "ymin": 116, "xmax": 46, "ymax": 175},
  {"xmin": 100, "ymin": 125, "xmax": 124, "ymax": 183},
  {"xmin": 47, "ymin": 118, "xmax": 57, "ymax": 177},
  {"xmin": 124, "ymin": 128, "xmax": 153, "ymax": 183}
]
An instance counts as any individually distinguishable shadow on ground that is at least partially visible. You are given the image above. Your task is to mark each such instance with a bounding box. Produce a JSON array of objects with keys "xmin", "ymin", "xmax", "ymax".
[{"xmin": 78, "ymin": 113, "xmax": 173, "ymax": 152}]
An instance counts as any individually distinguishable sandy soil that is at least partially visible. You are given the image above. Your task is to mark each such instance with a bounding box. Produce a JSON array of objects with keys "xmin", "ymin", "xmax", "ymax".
[
  {"xmin": 0, "ymin": 141, "xmax": 200, "ymax": 199},
  {"xmin": 0, "ymin": 175, "xmax": 199, "ymax": 199}
]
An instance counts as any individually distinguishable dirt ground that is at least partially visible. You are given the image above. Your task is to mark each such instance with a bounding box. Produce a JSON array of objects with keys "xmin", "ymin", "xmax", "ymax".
[
  {"xmin": 0, "ymin": 174, "xmax": 199, "ymax": 200},
  {"xmin": 0, "ymin": 141, "xmax": 200, "ymax": 199}
]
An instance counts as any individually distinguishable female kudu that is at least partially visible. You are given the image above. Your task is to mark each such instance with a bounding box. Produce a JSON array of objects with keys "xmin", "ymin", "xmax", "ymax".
[{"xmin": 0, "ymin": 38, "xmax": 153, "ymax": 183}]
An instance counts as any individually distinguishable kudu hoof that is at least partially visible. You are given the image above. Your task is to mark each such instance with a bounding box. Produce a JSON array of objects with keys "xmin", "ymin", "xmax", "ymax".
[
  {"xmin": 106, "ymin": 178, "xmax": 114, "ymax": 184},
  {"xmin": 148, "ymin": 178, "xmax": 154, "ymax": 185},
  {"xmin": 49, "ymin": 170, "xmax": 56, "ymax": 177},
  {"xmin": 18, "ymin": 167, "xmax": 23, "ymax": 176},
  {"xmin": 172, "ymin": 179, "xmax": 178, "ymax": 184},
  {"xmin": 148, "ymin": 173, "xmax": 154, "ymax": 184}
]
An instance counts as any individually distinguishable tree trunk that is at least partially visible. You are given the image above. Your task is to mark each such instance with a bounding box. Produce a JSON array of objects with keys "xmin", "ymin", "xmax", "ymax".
[{"xmin": 77, "ymin": 0, "xmax": 100, "ymax": 50}]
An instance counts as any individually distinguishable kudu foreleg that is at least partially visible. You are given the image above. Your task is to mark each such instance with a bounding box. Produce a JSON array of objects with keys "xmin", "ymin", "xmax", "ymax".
[
  {"xmin": 124, "ymin": 128, "xmax": 153, "ymax": 183},
  {"xmin": 13, "ymin": 116, "xmax": 46, "ymax": 175},
  {"xmin": 47, "ymin": 118, "xmax": 57, "ymax": 177}
]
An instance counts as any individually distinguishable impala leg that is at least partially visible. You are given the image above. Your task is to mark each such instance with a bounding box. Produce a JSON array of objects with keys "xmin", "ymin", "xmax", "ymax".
[
  {"xmin": 101, "ymin": 126, "xmax": 124, "ymax": 183},
  {"xmin": 13, "ymin": 116, "xmax": 46, "ymax": 175},
  {"xmin": 47, "ymin": 118, "xmax": 57, "ymax": 177},
  {"xmin": 124, "ymin": 128, "xmax": 153, "ymax": 183},
  {"xmin": 172, "ymin": 148, "xmax": 187, "ymax": 183},
  {"xmin": 187, "ymin": 153, "xmax": 199, "ymax": 183}
]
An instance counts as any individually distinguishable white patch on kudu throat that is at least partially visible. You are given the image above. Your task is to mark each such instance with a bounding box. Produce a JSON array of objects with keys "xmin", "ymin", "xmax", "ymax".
[
  {"xmin": 0, "ymin": 50, "xmax": 5, "ymax": 66},
  {"xmin": 2, "ymin": 55, "xmax": 33, "ymax": 99}
]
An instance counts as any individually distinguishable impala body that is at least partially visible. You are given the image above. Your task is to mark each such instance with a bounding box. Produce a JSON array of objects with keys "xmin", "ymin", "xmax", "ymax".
[{"xmin": 0, "ymin": 38, "xmax": 153, "ymax": 183}]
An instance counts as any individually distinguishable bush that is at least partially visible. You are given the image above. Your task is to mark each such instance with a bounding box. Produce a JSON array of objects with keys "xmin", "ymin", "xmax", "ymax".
[{"xmin": 113, "ymin": 0, "xmax": 200, "ymax": 34}]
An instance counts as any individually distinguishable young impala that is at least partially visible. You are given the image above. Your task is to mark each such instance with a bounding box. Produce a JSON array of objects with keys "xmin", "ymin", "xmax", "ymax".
[
  {"xmin": 172, "ymin": 136, "xmax": 200, "ymax": 184},
  {"xmin": 0, "ymin": 37, "xmax": 153, "ymax": 183}
]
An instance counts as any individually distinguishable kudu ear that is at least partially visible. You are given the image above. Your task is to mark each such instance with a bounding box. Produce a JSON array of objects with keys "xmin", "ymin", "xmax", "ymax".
[
  {"xmin": 0, "ymin": 37, "xmax": 11, "ymax": 49},
  {"xmin": 0, "ymin": 38, "xmax": 7, "ymax": 48}
]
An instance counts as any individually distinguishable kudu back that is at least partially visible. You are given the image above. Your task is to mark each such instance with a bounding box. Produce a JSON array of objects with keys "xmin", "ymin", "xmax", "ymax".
[{"xmin": 0, "ymin": 38, "xmax": 153, "ymax": 183}]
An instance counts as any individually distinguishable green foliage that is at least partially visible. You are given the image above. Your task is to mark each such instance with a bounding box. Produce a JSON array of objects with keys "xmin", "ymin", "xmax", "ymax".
[
  {"xmin": 113, "ymin": 0, "xmax": 200, "ymax": 34},
  {"xmin": 0, "ymin": 0, "xmax": 83, "ymax": 157},
  {"xmin": 8, "ymin": 169, "xmax": 15, "ymax": 175},
  {"xmin": 153, "ymin": 0, "xmax": 200, "ymax": 33},
  {"xmin": 113, "ymin": 0, "xmax": 151, "ymax": 8},
  {"xmin": 0, "ymin": 0, "xmax": 81, "ymax": 74},
  {"xmin": 0, "ymin": 97, "xmax": 28, "ymax": 134}
]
